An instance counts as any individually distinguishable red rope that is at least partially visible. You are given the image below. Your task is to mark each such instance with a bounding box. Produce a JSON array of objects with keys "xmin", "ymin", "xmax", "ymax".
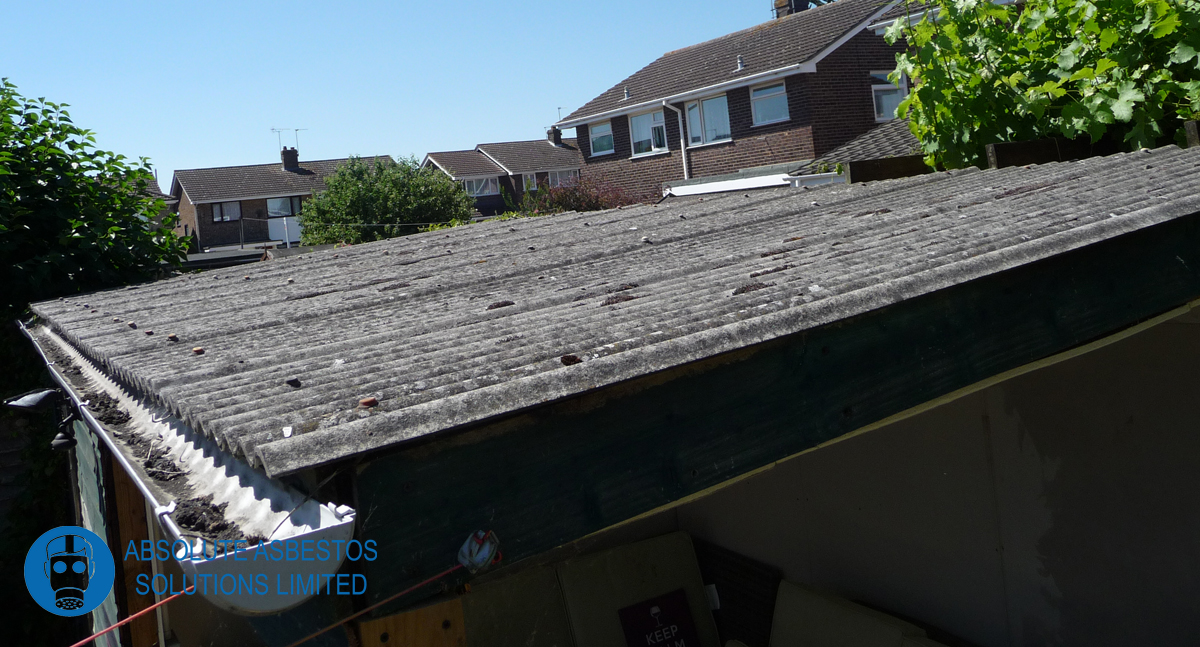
[
  {"xmin": 282, "ymin": 563, "xmax": 464, "ymax": 647},
  {"xmin": 69, "ymin": 586, "xmax": 195, "ymax": 647}
]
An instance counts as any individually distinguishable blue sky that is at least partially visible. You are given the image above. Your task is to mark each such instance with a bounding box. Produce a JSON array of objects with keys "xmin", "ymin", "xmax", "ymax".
[{"xmin": 3, "ymin": 1, "xmax": 782, "ymax": 190}]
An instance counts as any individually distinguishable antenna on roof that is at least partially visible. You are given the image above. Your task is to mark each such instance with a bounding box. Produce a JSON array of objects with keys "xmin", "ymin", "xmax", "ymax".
[
  {"xmin": 558, "ymin": 107, "xmax": 566, "ymax": 121},
  {"xmin": 271, "ymin": 128, "xmax": 291, "ymax": 151},
  {"xmin": 293, "ymin": 128, "xmax": 308, "ymax": 150}
]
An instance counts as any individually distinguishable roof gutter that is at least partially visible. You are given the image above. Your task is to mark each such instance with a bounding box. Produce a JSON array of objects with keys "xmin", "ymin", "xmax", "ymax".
[
  {"xmin": 662, "ymin": 101, "xmax": 690, "ymax": 180},
  {"xmin": 555, "ymin": 63, "xmax": 804, "ymax": 129},
  {"xmin": 19, "ymin": 320, "xmax": 357, "ymax": 617}
]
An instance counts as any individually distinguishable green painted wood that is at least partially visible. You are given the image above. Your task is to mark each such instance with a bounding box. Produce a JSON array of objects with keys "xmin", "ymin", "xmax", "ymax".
[{"xmin": 356, "ymin": 213, "xmax": 1200, "ymax": 614}]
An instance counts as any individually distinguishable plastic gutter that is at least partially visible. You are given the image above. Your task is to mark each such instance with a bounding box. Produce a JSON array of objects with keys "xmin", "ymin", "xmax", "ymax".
[{"xmin": 19, "ymin": 320, "xmax": 357, "ymax": 615}]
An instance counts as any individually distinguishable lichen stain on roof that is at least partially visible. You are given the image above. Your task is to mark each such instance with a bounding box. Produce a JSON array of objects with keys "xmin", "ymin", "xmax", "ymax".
[{"xmin": 30, "ymin": 146, "xmax": 1200, "ymax": 478}]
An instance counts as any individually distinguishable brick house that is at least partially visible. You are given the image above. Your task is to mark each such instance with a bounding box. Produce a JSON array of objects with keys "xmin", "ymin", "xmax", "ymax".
[
  {"xmin": 423, "ymin": 132, "xmax": 583, "ymax": 217},
  {"xmin": 171, "ymin": 148, "xmax": 390, "ymax": 251},
  {"xmin": 554, "ymin": 0, "xmax": 907, "ymax": 200}
]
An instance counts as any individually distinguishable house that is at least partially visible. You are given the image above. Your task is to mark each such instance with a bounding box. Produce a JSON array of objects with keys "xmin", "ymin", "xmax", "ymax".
[
  {"xmin": 171, "ymin": 148, "xmax": 391, "ymax": 251},
  {"xmin": 21, "ymin": 143, "xmax": 1200, "ymax": 646},
  {"xmin": 554, "ymin": 0, "xmax": 908, "ymax": 200},
  {"xmin": 423, "ymin": 131, "xmax": 583, "ymax": 217}
]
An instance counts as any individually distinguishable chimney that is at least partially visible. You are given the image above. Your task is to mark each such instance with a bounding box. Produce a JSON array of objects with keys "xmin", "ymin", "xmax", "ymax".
[
  {"xmin": 547, "ymin": 126, "xmax": 563, "ymax": 147},
  {"xmin": 774, "ymin": 0, "xmax": 801, "ymax": 18},
  {"xmin": 281, "ymin": 147, "xmax": 300, "ymax": 171}
]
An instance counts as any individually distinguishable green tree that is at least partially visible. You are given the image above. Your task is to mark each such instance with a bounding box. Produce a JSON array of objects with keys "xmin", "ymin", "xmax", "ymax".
[
  {"xmin": 887, "ymin": 0, "xmax": 1200, "ymax": 169},
  {"xmin": 1, "ymin": 79, "xmax": 187, "ymax": 316},
  {"xmin": 0, "ymin": 78, "xmax": 189, "ymax": 645},
  {"xmin": 299, "ymin": 155, "xmax": 474, "ymax": 245}
]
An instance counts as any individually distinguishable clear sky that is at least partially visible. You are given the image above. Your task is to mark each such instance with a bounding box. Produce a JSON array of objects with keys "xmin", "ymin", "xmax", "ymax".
[{"xmin": 2, "ymin": 1, "xmax": 782, "ymax": 191}]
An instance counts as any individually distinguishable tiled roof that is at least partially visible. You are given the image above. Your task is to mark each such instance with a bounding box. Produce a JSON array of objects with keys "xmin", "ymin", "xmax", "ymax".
[
  {"xmin": 560, "ymin": 0, "xmax": 894, "ymax": 124},
  {"xmin": 424, "ymin": 150, "xmax": 505, "ymax": 179},
  {"xmin": 794, "ymin": 118, "xmax": 920, "ymax": 174},
  {"xmin": 173, "ymin": 157, "xmax": 391, "ymax": 204},
  {"xmin": 874, "ymin": 1, "xmax": 930, "ymax": 23},
  {"xmin": 31, "ymin": 146, "xmax": 1200, "ymax": 477},
  {"xmin": 477, "ymin": 139, "xmax": 583, "ymax": 174}
]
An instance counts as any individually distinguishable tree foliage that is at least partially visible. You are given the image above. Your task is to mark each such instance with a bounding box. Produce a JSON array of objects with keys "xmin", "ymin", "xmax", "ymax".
[
  {"xmin": 505, "ymin": 175, "xmax": 636, "ymax": 215},
  {"xmin": 0, "ymin": 78, "xmax": 187, "ymax": 318},
  {"xmin": 886, "ymin": 0, "xmax": 1200, "ymax": 169},
  {"xmin": 298, "ymin": 155, "xmax": 474, "ymax": 245}
]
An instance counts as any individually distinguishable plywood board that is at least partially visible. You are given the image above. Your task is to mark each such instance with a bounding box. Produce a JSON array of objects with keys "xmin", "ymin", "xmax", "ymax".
[{"xmin": 359, "ymin": 597, "xmax": 465, "ymax": 647}]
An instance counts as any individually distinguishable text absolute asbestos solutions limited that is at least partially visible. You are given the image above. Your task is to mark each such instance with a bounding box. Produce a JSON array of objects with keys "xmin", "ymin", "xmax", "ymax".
[{"xmin": 125, "ymin": 538, "xmax": 378, "ymax": 597}]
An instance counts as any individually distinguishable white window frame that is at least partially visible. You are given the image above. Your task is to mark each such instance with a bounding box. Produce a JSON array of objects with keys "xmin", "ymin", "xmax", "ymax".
[
  {"xmin": 589, "ymin": 122, "xmax": 614, "ymax": 157},
  {"xmin": 685, "ymin": 94, "xmax": 732, "ymax": 147},
  {"xmin": 462, "ymin": 177, "xmax": 500, "ymax": 197},
  {"xmin": 750, "ymin": 82, "xmax": 790, "ymax": 127},
  {"xmin": 629, "ymin": 109, "xmax": 669, "ymax": 158},
  {"xmin": 267, "ymin": 196, "xmax": 303, "ymax": 218},
  {"xmin": 547, "ymin": 169, "xmax": 579, "ymax": 188},
  {"xmin": 871, "ymin": 71, "xmax": 908, "ymax": 122},
  {"xmin": 212, "ymin": 200, "xmax": 241, "ymax": 222},
  {"xmin": 523, "ymin": 173, "xmax": 538, "ymax": 192}
]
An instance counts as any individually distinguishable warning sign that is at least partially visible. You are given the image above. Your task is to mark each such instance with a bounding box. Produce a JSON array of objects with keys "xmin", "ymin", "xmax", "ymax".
[{"xmin": 617, "ymin": 588, "xmax": 701, "ymax": 647}]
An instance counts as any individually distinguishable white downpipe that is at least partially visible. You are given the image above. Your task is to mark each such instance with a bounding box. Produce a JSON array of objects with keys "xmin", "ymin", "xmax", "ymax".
[{"xmin": 662, "ymin": 100, "xmax": 689, "ymax": 180}]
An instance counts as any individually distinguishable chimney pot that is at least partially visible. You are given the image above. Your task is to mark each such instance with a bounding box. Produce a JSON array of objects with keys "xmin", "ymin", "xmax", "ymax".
[
  {"xmin": 281, "ymin": 147, "xmax": 300, "ymax": 170},
  {"xmin": 547, "ymin": 127, "xmax": 563, "ymax": 147}
]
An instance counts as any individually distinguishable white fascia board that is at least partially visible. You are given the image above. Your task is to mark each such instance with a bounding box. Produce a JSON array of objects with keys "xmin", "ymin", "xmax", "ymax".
[
  {"xmin": 423, "ymin": 156, "xmax": 455, "ymax": 178},
  {"xmin": 193, "ymin": 191, "xmax": 312, "ymax": 205},
  {"xmin": 475, "ymin": 148, "xmax": 514, "ymax": 175},
  {"xmin": 663, "ymin": 173, "xmax": 792, "ymax": 197},
  {"xmin": 555, "ymin": 64, "xmax": 804, "ymax": 129},
  {"xmin": 787, "ymin": 172, "xmax": 847, "ymax": 188}
]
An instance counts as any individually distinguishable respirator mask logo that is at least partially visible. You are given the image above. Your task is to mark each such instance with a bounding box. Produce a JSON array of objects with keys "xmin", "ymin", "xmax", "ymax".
[{"xmin": 24, "ymin": 526, "xmax": 114, "ymax": 617}]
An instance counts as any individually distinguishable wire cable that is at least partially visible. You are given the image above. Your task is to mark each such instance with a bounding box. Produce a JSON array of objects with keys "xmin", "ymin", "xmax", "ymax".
[
  {"xmin": 68, "ymin": 586, "xmax": 195, "ymax": 647},
  {"xmin": 282, "ymin": 563, "xmax": 464, "ymax": 647}
]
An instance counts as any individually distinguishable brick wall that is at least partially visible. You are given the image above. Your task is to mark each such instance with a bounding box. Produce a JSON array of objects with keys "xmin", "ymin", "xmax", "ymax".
[
  {"xmin": 802, "ymin": 30, "xmax": 907, "ymax": 156},
  {"xmin": 175, "ymin": 190, "xmax": 197, "ymax": 250},
  {"xmin": 578, "ymin": 112, "xmax": 687, "ymax": 201},
  {"xmin": 572, "ymin": 29, "xmax": 906, "ymax": 199}
]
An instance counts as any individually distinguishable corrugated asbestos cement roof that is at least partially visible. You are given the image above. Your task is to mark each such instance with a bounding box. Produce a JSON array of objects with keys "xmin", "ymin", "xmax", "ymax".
[
  {"xmin": 32, "ymin": 146, "xmax": 1200, "ymax": 478},
  {"xmin": 560, "ymin": 0, "xmax": 892, "ymax": 123}
]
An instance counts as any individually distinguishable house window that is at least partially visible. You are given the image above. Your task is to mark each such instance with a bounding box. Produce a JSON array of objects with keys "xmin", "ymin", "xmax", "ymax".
[
  {"xmin": 267, "ymin": 196, "xmax": 303, "ymax": 218},
  {"xmin": 630, "ymin": 110, "xmax": 667, "ymax": 156},
  {"xmin": 872, "ymin": 72, "xmax": 907, "ymax": 121},
  {"xmin": 463, "ymin": 178, "xmax": 499, "ymax": 196},
  {"xmin": 685, "ymin": 95, "xmax": 731, "ymax": 146},
  {"xmin": 589, "ymin": 122, "xmax": 614, "ymax": 156},
  {"xmin": 212, "ymin": 201, "xmax": 241, "ymax": 222},
  {"xmin": 548, "ymin": 170, "xmax": 579, "ymax": 188},
  {"xmin": 751, "ymin": 82, "xmax": 790, "ymax": 126},
  {"xmin": 523, "ymin": 173, "xmax": 538, "ymax": 192}
]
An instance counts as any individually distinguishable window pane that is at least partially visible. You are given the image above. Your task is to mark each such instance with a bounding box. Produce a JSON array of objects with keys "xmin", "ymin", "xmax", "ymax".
[
  {"xmin": 701, "ymin": 96, "xmax": 730, "ymax": 142},
  {"xmin": 267, "ymin": 198, "xmax": 291, "ymax": 218},
  {"xmin": 874, "ymin": 87, "xmax": 903, "ymax": 119},
  {"xmin": 631, "ymin": 113, "xmax": 653, "ymax": 154},
  {"xmin": 486, "ymin": 178, "xmax": 498, "ymax": 194},
  {"xmin": 223, "ymin": 201, "xmax": 241, "ymax": 221},
  {"xmin": 590, "ymin": 123, "xmax": 614, "ymax": 154},
  {"xmin": 871, "ymin": 72, "xmax": 891, "ymax": 82},
  {"xmin": 652, "ymin": 125, "xmax": 666, "ymax": 150},
  {"xmin": 292, "ymin": 196, "xmax": 302, "ymax": 214},
  {"xmin": 687, "ymin": 103, "xmax": 702, "ymax": 144},
  {"xmin": 751, "ymin": 83, "xmax": 784, "ymax": 99},
  {"xmin": 753, "ymin": 93, "xmax": 789, "ymax": 125}
]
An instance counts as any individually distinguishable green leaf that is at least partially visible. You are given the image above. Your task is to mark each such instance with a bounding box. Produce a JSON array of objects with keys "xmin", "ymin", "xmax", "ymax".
[
  {"xmin": 1094, "ymin": 58, "xmax": 1119, "ymax": 76},
  {"xmin": 1109, "ymin": 83, "xmax": 1146, "ymax": 121},
  {"xmin": 1171, "ymin": 41, "xmax": 1200, "ymax": 65},
  {"xmin": 1152, "ymin": 13, "xmax": 1181, "ymax": 38},
  {"xmin": 1099, "ymin": 28, "xmax": 1119, "ymax": 50}
]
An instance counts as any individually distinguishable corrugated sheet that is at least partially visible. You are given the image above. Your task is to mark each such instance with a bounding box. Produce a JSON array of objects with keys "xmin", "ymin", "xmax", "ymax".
[{"xmin": 29, "ymin": 146, "xmax": 1200, "ymax": 477}]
